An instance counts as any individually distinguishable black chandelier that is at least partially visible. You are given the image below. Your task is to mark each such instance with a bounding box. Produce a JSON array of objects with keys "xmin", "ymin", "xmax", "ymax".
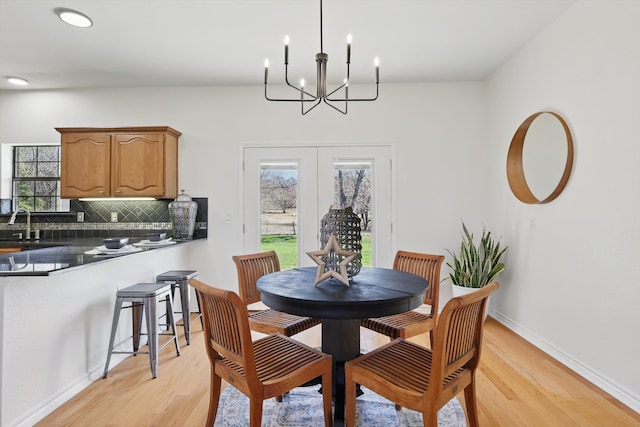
[{"xmin": 264, "ymin": 0, "xmax": 379, "ymax": 115}]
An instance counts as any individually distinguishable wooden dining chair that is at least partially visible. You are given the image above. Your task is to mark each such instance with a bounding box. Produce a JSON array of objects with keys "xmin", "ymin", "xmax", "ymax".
[
  {"xmin": 232, "ymin": 251, "xmax": 320, "ymax": 336},
  {"xmin": 189, "ymin": 278, "xmax": 334, "ymax": 427},
  {"xmin": 345, "ymin": 282, "xmax": 499, "ymax": 427},
  {"xmin": 361, "ymin": 251, "xmax": 444, "ymax": 346}
]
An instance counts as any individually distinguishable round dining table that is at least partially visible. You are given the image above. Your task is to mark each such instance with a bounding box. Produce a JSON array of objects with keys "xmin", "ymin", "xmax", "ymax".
[{"xmin": 257, "ymin": 266, "xmax": 429, "ymax": 426}]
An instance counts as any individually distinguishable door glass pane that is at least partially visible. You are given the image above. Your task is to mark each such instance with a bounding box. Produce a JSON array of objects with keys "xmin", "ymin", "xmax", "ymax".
[
  {"xmin": 333, "ymin": 161, "xmax": 372, "ymax": 266},
  {"xmin": 260, "ymin": 162, "xmax": 298, "ymax": 269}
]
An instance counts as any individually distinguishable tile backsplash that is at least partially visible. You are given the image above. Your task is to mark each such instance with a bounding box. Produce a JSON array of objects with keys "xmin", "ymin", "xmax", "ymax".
[{"xmin": 0, "ymin": 198, "xmax": 207, "ymax": 240}]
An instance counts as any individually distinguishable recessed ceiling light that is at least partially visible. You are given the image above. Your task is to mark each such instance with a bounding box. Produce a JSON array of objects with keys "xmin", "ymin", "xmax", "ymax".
[
  {"xmin": 7, "ymin": 77, "xmax": 29, "ymax": 86},
  {"xmin": 54, "ymin": 7, "xmax": 93, "ymax": 28}
]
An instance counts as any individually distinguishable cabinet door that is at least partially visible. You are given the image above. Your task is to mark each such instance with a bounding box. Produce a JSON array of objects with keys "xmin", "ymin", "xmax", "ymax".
[
  {"xmin": 112, "ymin": 133, "xmax": 165, "ymax": 197},
  {"xmin": 61, "ymin": 133, "xmax": 111, "ymax": 198}
]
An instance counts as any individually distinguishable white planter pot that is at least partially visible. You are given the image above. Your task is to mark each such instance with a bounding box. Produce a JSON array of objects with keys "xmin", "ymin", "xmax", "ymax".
[
  {"xmin": 450, "ymin": 284, "xmax": 491, "ymax": 319},
  {"xmin": 450, "ymin": 283, "xmax": 480, "ymax": 298}
]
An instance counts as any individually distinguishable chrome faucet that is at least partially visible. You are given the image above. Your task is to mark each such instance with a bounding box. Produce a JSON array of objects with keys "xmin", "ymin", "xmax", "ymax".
[{"xmin": 8, "ymin": 208, "xmax": 31, "ymax": 240}]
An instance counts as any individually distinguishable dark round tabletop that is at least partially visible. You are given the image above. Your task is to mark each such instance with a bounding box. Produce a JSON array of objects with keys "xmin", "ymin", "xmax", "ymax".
[{"xmin": 257, "ymin": 266, "xmax": 429, "ymax": 319}]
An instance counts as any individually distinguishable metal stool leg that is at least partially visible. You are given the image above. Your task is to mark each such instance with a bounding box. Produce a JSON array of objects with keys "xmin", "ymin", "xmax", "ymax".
[
  {"xmin": 166, "ymin": 293, "xmax": 181, "ymax": 355},
  {"xmin": 178, "ymin": 280, "xmax": 192, "ymax": 344},
  {"xmin": 103, "ymin": 296, "xmax": 124, "ymax": 378},
  {"xmin": 132, "ymin": 301, "xmax": 144, "ymax": 352},
  {"xmin": 146, "ymin": 297, "xmax": 159, "ymax": 378},
  {"xmin": 194, "ymin": 287, "xmax": 204, "ymax": 329}
]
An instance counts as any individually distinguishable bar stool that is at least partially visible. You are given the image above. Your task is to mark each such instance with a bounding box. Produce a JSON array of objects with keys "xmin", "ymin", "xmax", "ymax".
[
  {"xmin": 103, "ymin": 283, "xmax": 181, "ymax": 379},
  {"xmin": 156, "ymin": 270, "xmax": 202, "ymax": 345}
]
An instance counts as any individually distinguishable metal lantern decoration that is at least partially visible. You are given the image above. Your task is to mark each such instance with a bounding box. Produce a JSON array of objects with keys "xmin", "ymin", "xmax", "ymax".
[
  {"xmin": 320, "ymin": 206, "xmax": 362, "ymax": 277},
  {"xmin": 169, "ymin": 190, "xmax": 197, "ymax": 240}
]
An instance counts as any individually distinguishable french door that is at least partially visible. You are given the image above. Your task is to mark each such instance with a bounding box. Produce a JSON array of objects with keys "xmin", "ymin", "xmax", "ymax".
[{"xmin": 243, "ymin": 145, "xmax": 393, "ymax": 267}]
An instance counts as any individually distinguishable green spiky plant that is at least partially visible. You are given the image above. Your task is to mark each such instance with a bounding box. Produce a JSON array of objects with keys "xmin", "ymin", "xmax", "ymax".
[{"xmin": 447, "ymin": 222, "xmax": 508, "ymax": 288}]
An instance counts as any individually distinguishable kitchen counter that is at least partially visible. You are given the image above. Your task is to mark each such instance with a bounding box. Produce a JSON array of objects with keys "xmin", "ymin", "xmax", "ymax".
[
  {"xmin": 0, "ymin": 237, "xmax": 203, "ymax": 276},
  {"xmin": 0, "ymin": 236, "xmax": 205, "ymax": 426}
]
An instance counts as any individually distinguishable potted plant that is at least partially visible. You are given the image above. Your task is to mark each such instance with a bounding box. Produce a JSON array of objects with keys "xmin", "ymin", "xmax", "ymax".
[{"xmin": 447, "ymin": 221, "xmax": 508, "ymax": 297}]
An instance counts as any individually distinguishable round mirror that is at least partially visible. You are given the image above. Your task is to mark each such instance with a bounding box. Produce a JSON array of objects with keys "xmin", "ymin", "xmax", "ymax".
[{"xmin": 506, "ymin": 111, "xmax": 574, "ymax": 204}]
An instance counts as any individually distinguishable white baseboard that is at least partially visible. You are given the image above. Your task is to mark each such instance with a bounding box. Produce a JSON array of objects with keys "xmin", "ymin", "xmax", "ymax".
[
  {"xmin": 10, "ymin": 354, "xmax": 128, "ymax": 427},
  {"xmin": 488, "ymin": 308, "xmax": 640, "ymax": 414}
]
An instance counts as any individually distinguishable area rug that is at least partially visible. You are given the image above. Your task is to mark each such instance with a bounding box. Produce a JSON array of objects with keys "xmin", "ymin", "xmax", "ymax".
[{"xmin": 215, "ymin": 384, "xmax": 467, "ymax": 426}]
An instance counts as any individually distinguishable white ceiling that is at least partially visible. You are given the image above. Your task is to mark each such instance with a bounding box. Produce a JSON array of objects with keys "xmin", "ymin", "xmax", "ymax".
[{"xmin": 0, "ymin": 0, "xmax": 576, "ymax": 91}]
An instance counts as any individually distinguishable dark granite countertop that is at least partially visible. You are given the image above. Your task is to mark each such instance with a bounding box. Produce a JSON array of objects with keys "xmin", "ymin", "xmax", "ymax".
[{"xmin": 0, "ymin": 237, "xmax": 205, "ymax": 277}]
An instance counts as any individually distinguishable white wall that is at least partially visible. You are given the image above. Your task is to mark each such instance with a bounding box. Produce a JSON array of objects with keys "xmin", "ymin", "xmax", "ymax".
[
  {"xmin": 0, "ymin": 83, "xmax": 489, "ymax": 290},
  {"xmin": 0, "ymin": 83, "xmax": 491, "ymax": 425},
  {"xmin": 487, "ymin": 0, "xmax": 640, "ymax": 411}
]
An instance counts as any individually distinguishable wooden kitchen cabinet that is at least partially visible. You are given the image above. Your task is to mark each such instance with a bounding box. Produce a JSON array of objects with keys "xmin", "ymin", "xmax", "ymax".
[{"xmin": 57, "ymin": 126, "xmax": 181, "ymax": 198}]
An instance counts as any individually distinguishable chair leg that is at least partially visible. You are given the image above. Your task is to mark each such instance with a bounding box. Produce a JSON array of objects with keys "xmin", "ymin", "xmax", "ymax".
[
  {"xmin": 345, "ymin": 366, "xmax": 357, "ymax": 427},
  {"xmin": 249, "ymin": 398, "xmax": 264, "ymax": 427},
  {"xmin": 321, "ymin": 371, "xmax": 333, "ymax": 427},
  {"xmin": 205, "ymin": 371, "xmax": 222, "ymax": 427},
  {"xmin": 423, "ymin": 409, "xmax": 438, "ymax": 427},
  {"xmin": 464, "ymin": 381, "xmax": 480, "ymax": 427}
]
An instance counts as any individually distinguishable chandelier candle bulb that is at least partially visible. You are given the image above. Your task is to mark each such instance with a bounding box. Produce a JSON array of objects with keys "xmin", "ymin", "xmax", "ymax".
[
  {"xmin": 284, "ymin": 35, "xmax": 289, "ymax": 64},
  {"xmin": 375, "ymin": 57, "xmax": 380, "ymax": 83},
  {"xmin": 264, "ymin": 59, "xmax": 269, "ymax": 84},
  {"xmin": 347, "ymin": 34, "xmax": 352, "ymax": 63}
]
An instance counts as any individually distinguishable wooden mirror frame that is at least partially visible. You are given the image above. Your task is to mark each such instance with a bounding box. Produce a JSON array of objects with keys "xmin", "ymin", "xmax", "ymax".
[{"xmin": 506, "ymin": 111, "xmax": 574, "ymax": 204}]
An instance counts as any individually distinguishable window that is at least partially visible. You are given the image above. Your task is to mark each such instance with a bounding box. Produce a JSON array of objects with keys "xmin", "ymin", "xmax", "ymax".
[{"xmin": 12, "ymin": 145, "xmax": 62, "ymax": 212}]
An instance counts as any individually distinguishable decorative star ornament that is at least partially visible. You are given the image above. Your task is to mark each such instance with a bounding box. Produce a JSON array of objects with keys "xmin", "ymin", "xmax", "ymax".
[{"xmin": 307, "ymin": 233, "xmax": 357, "ymax": 286}]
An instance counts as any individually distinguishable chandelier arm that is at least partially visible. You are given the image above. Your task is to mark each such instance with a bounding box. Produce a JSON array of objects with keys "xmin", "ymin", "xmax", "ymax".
[
  {"xmin": 284, "ymin": 81, "xmax": 317, "ymax": 99},
  {"xmin": 323, "ymin": 61, "xmax": 349, "ymax": 99},
  {"xmin": 323, "ymin": 98, "xmax": 347, "ymax": 115},
  {"xmin": 327, "ymin": 84, "xmax": 379, "ymax": 102},
  {"xmin": 302, "ymin": 98, "xmax": 323, "ymax": 115},
  {"xmin": 325, "ymin": 82, "xmax": 347, "ymax": 98},
  {"xmin": 265, "ymin": 84, "xmax": 321, "ymax": 102},
  {"xmin": 283, "ymin": 64, "xmax": 318, "ymax": 98}
]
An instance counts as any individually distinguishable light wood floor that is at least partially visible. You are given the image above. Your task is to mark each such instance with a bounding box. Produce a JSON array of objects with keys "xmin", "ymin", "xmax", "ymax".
[{"xmin": 37, "ymin": 316, "xmax": 640, "ymax": 426}]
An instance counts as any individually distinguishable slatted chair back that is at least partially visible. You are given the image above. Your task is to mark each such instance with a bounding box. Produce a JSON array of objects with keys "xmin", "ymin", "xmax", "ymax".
[
  {"xmin": 393, "ymin": 250, "xmax": 444, "ymax": 315},
  {"xmin": 190, "ymin": 278, "xmax": 334, "ymax": 427},
  {"xmin": 429, "ymin": 282, "xmax": 498, "ymax": 405},
  {"xmin": 345, "ymin": 281, "xmax": 499, "ymax": 427},
  {"xmin": 189, "ymin": 279, "xmax": 259, "ymax": 385},
  {"xmin": 232, "ymin": 251, "xmax": 281, "ymax": 306}
]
